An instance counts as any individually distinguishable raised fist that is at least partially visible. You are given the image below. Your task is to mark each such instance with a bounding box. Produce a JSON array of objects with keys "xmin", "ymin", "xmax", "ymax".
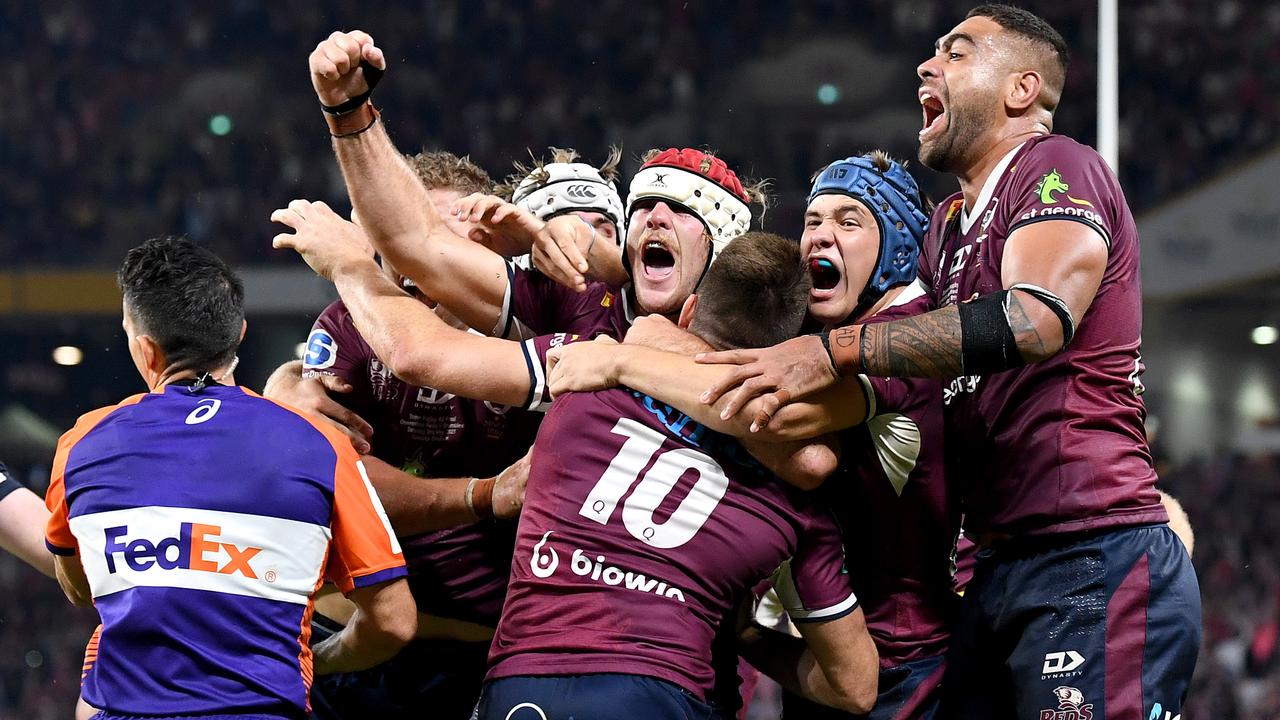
[{"xmin": 309, "ymin": 30, "xmax": 386, "ymax": 108}]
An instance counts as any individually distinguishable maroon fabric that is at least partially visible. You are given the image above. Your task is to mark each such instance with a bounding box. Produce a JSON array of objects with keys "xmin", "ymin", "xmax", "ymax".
[
  {"xmin": 919, "ymin": 134, "xmax": 1168, "ymax": 538},
  {"xmin": 830, "ymin": 290, "xmax": 957, "ymax": 665},
  {"xmin": 305, "ymin": 300, "xmax": 541, "ymax": 624},
  {"xmin": 1104, "ymin": 553, "xmax": 1150, "ymax": 720},
  {"xmin": 488, "ymin": 387, "xmax": 855, "ymax": 700}
]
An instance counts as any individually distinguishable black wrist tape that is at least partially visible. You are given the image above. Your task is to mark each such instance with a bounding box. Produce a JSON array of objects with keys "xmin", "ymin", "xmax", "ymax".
[
  {"xmin": 958, "ymin": 290, "xmax": 1024, "ymax": 374},
  {"xmin": 321, "ymin": 60, "xmax": 386, "ymax": 116}
]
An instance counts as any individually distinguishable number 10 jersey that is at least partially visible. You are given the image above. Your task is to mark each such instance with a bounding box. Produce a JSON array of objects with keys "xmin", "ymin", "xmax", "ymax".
[{"xmin": 487, "ymin": 383, "xmax": 857, "ymax": 701}]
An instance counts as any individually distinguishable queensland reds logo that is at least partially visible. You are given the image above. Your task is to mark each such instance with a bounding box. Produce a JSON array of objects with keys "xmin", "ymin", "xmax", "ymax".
[{"xmin": 1038, "ymin": 686, "xmax": 1093, "ymax": 720}]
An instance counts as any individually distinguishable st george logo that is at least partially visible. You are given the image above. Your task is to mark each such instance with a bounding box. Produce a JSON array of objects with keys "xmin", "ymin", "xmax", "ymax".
[
  {"xmin": 104, "ymin": 523, "xmax": 262, "ymax": 578},
  {"xmin": 1035, "ymin": 169, "xmax": 1095, "ymax": 208}
]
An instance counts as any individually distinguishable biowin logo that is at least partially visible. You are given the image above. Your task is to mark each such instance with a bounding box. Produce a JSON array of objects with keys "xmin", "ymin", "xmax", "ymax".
[
  {"xmin": 104, "ymin": 523, "xmax": 262, "ymax": 578},
  {"xmin": 1038, "ymin": 686, "xmax": 1094, "ymax": 720},
  {"xmin": 1035, "ymin": 169, "xmax": 1095, "ymax": 208},
  {"xmin": 528, "ymin": 530, "xmax": 686, "ymax": 602}
]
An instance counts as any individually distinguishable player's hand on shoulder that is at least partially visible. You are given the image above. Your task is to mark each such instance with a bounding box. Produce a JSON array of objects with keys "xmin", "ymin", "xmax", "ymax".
[
  {"xmin": 624, "ymin": 314, "xmax": 704, "ymax": 354},
  {"xmin": 265, "ymin": 369, "xmax": 374, "ymax": 454},
  {"xmin": 546, "ymin": 336, "xmax": 623, "ymax": 397},
  {"xmin": 272, "ymin": 199, "xmax": 375, "ymax": 280},
  {"xmin": 531, "ymin": 215, "xmax": 595, "ymax": 293},
  {"xmin": 492, "ymin": 451, "xmax": 532, "ymax": 520},
  {"xmin": 697, "ymin": 334, "xmax": 839, "ymax": 430},
  {"xmin": 309, "ymin": 30, "xmax": 385, "ymax": 108}
]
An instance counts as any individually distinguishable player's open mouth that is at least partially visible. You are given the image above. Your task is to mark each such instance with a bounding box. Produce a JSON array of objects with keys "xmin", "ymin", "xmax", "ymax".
[
  {"xmin": 809, "ymin": 256, "xmax": 842, "ymax": 299},
  {"xmin": 920, "ymin": 91, "xmax": 946, "ymax": 140},
  {"xmin": 641, "ymin": 241, "xmax": 676, "ymax": 281}
]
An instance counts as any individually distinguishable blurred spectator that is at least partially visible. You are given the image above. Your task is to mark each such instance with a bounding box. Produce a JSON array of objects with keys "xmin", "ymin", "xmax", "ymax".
[{"xmin": 0, "ymin": 1, "xmax": 1273, "ymax": 268}]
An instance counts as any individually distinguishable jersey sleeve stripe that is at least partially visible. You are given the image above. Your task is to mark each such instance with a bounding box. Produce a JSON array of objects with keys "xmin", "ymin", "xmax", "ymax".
[
  {"xmin": 788, "ymin": 593, "xmax": 860, "ymax": 623},
  {"xmin": 46, "ymin": 538, "xmax": 77, "ymax": 556},
  {"xmin": 1009, "ymin": 214, "xmax": 1112, "ymax": 252},
  {"xmin": 520, "ymin": 339, "xmax": 551, "ymax": 412},
  {"xmin": 493, "ymin": 260, "xmax": 517, "ymax": 339},
  {"xmin": 350, "ymin": 565, "xmax": 410, "ymax": 589}
]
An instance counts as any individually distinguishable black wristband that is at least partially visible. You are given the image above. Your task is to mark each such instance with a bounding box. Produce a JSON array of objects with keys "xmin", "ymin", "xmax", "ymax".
[
  {"xmin": 818, "ymin": 331, "xmax": 836, "ymax": 371},
  {"xmin": 320, "ymin": 60, "xmax": 385, "ymax": 116},
  {"xmin": 958, "ymin": 290, "xmax": 1024, "ymax": 374},
  {"xmin": 0, "ymin": 462, "xmax": 23, "ymax": 503}
]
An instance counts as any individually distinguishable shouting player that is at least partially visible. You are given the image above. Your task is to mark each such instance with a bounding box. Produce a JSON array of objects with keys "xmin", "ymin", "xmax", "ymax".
[
  {"xmin": 477, "ymin": 231, "xmax": 878, "ymax": 719},
  {"xmin": 547, "ymin": 152, "xmax": 954, "ymax": 719},
  {"xmin": 305, "ymin": 30, "xmax": 760, "ymax": 347},
  {"xmin": 45, "ymin": 237, "xmax": 415, "ymax": 719},
  {"xmin": 691, "ymin": 5, "xmax": 1202, "ymax": 718}
]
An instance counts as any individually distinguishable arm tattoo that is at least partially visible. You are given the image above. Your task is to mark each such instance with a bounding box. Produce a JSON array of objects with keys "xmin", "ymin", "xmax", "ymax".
[
  {"xmin": 1003, "ymin": 291, "xmax": 1049, "ymax": 360},
  {"xmin": 858, "ymin": 305, "xmax": 965, "ymax": 378}
]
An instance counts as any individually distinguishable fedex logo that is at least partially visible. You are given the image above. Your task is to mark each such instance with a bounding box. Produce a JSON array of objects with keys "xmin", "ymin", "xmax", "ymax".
[{"xmin": 104, "ymin": 524, "xmax": 262, "ymax": 578}]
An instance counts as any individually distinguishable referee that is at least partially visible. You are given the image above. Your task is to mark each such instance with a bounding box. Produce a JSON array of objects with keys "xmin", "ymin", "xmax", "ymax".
[{"xmin": 45, "ymin": 237, "xmax": 416, "ymax": 720}]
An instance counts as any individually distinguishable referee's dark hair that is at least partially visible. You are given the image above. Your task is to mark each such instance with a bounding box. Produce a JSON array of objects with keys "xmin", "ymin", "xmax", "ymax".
[{"xmin": 118, "ymin": 236, "xmax": 245, "ymax": 375}]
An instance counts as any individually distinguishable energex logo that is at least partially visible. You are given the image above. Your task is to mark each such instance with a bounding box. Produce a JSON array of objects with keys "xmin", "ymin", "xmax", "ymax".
[
  {"xmin": 1148, "ymin": 703, "xmax": 1181, "ymax": 720},
  {"xmin": 1042, "ymin": 650, "xmax": 1086, "ymax": 678},
  {"xmin": 104, "ymin": 523, "xmax": 262, "ymax": 578}
]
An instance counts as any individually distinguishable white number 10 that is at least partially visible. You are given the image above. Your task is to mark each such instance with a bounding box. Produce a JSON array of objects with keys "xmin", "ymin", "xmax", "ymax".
[{"xmin": 578, "ymin": 418, "xmax": 729, "ymax": 549}]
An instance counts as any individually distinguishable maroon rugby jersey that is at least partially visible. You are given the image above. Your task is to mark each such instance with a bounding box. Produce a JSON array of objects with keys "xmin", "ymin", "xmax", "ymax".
[
  {"xmin": 304, "ymin": 300, "xmax": 542, "ymax": 624},
  {"xmin": 490, "ymin": 338, "xmax": 857, "ymax": 699},
  {"xmin": 918, "ymin": 134, "xmax": 1167, "ymax": 538},
  {"xmin": 495, "ymin": 261, "xmax": 633, "ymax": 341},
  {"xmin": 826, "ymin": 283, "xmax": 956, "ymax": 665}
]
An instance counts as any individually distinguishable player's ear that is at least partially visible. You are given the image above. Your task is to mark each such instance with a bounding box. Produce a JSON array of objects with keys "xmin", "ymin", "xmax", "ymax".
[
  {"xmin": 239, "ymin": 320, "xmax": 247, "ymax": 342},
  {"xmin": 1007, "ymin": 69, "xmax": 1041, "ymax": 112},
  {"xmin": 677, "ymin": 294, "xmax": 698, "ymax": 329},
  {"xmin": 135, "ymin": 335, "xmax": 165, "ymax": 388}
]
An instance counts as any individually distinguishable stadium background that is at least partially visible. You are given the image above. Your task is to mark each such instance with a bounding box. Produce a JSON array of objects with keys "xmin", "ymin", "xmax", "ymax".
[{"xmin": 0, "ymin": 1, "xmax": 1276, "ymax": 716}]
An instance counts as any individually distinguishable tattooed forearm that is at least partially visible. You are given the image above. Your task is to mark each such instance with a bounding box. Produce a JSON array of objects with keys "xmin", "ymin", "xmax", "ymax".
[
  {"xmin": 1003, "ymin": 291, "xmax": 1052, "ymax": 361},
  {"xmin": 856, "ymin": 305, "xmax": 965, "ymax": 379}
]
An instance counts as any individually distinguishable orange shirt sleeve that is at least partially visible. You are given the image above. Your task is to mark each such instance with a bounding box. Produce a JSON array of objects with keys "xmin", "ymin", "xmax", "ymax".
[
  {"xmin": 323, "ymin": 436, "xmax": 407, "ymax": 594},
  {"xmin": 44, "ymin": 398, "xmax": 145, "ymax": 556}
]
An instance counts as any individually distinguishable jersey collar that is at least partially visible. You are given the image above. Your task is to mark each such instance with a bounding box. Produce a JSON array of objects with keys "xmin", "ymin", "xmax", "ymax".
[{"xmin": 960, "ymin": 142, "xmax": 1026, "ymax": 234}]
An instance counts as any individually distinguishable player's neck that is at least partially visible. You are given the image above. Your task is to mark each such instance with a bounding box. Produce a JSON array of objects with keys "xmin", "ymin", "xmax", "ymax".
[
  {"xmin": 957, "ymin": 126, "xmax": 1048, "ymax": 210},
  {"xmin": 151, "ymin": 361, "xmax": 238, "ymax": 392}
]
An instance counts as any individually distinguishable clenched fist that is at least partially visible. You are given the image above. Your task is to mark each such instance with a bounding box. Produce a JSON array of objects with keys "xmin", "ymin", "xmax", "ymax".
[{"xmin": 309, "ymin": 30, "xmax": 386, "ymax": 108}]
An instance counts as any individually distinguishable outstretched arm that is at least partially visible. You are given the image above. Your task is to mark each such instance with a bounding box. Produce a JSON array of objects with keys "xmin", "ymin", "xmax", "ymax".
[
  {"xmin": 697, "ymin": 219, "xmax": 1108, "ymax": 427},
  {"xmin": 273, "ymin": 200, "xmax": 537, "ymax": 408},
  {"xmin": 308, "ymin": 31, "xmax": 510, "ymax": 333},
  {"xmin": 548, "ymin": 342, "xmax": 868, "ymax": 441},
  {"xmin": 0, "ymin": 476, "xmax": 56, "ymax": 578}
]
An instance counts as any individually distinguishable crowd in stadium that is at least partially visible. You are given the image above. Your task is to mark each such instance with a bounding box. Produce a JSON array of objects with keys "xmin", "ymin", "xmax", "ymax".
[
  {"xmin": 2, "ymin": 0, "xmax": 1276, "ymax": 267},
  {"xmin": 0, "ymin": 1, "xmax": 1263, "ymax": 718}
]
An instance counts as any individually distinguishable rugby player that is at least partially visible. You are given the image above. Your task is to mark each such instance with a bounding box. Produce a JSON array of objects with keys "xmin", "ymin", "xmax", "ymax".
[
  {"xmin": 478, "ymin": 231, "xmax": 878, "ymax": 719},
  {"xmin": 498, "ymin": 145, "xmax": 628, "ymax": 286},
  {"xmin": 45, "ymin": 237, "xmax": 415, "ymax": 719},
  {"xmin": 547, "ymin": 152, "xmax": 955, "ymax": 719},
  {"xmin": 691, "ymin": 5, "xmax": 1202, "ymax": 717},
  {"xmin": 266, "ymin": 151, "xmax": 538, "ymax": 720},
  {"xmin": 306, "ymin": 30, "xmax": 760, "ymax": 345}
]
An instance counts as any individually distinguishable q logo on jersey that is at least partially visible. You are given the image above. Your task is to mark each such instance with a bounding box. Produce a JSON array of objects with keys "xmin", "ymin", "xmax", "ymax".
[{"xmin": 303, "ymin": 330, "xmax": 338, "ymax": 370}]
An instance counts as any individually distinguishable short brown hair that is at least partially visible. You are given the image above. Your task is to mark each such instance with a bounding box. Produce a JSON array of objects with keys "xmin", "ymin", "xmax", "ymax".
[
  {"xmin": 403, "ymin": 151, "xmax": 494, "ymax": 195},
  {"xmin": 689, "ymin": 231, "xmax": 811, "ymax": 351}
]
